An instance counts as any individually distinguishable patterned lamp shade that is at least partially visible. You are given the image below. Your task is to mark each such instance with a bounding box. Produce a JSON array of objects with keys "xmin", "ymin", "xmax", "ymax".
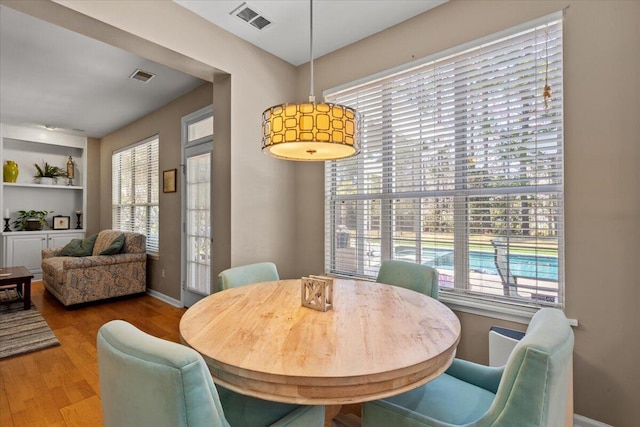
[{"xmin": 262, "ymin": 102, "xmax": 360, "ymax": 161}]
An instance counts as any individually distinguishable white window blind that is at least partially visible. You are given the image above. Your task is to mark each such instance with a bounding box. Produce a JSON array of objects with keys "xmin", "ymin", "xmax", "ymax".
[
  {"xmin": 112, "ymin": 136, "xmax": 159, "ymax": 252},
  {"xmin": 325, "ymin": 14, "xmax": 564, "ymax": 308}
]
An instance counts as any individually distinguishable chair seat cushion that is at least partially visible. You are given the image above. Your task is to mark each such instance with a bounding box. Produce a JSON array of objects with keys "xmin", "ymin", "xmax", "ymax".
[
  {"xmin": 368, "ymin": 373, "xmax": 495, "ymax": 426},
  {"xmin": 216, "ymin": 385, "xmax": 301, "ymax": 427}
]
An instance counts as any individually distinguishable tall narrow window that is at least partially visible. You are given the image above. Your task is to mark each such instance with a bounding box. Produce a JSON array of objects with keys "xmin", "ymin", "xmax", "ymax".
[
  {"xmin": 112, "ymin": 135, "xmax": 159, "ymax": 252},
  {"xmin": 325, "ymin": 13, "xmax": 564, "ymax": 310}
]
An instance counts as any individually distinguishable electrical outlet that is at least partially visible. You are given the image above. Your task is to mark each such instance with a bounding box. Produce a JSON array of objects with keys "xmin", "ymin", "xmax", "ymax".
[{"xmin": 161, "ymin": 269, "xmax": 165, "ymax": 278}]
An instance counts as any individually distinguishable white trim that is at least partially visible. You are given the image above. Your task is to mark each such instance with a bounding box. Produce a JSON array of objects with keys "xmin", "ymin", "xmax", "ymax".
[
  {"xmin": 442, "ymin": 293, "xmax": 578, "ymax": 326},
  {"xmin": 573, "ymin": 414, "xmax": 613, "ymax": 427},
  {"xmin": 146, "ymin": 288, "xmax": 183, "ymax": 308}
]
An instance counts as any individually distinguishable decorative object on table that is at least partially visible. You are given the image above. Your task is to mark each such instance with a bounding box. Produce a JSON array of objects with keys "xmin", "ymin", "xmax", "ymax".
[
  {"xmin": 66, "ymin": 156, "xmax": 75, "ymax": 186},
  {"xmin": 52, "ymin": 215, "xmax": 70, "ymax": 230},
  {"xmin": 261, "ymin": 0, "xmax": 360, "ymax": 161},
  {"xmin": 3, "ymin": 160, "xmax": 19, "ymax": 183},
  {"xmin": 163, "ymin": 168, "xmax": 176, "ymax": 193},
  {"xmin": 12, "ymin": 210, "xmax": 52, "ymax": 231},
  {"xmin": 301, "ymin": 275, "xmax": 333, "ymax": 312},
  {"xmin": 75, "ymin": 210, "xmax": 82, "ymax": 229},
  {"xmin": 33, "ymin": 161, "xmax": 66, "ymax": 185}
]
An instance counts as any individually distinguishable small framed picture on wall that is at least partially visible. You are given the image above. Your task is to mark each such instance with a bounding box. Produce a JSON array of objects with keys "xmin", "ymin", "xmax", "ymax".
[
  {"xmin": 52, "ymin": 215, "xmax": 71, "ymax": 230},
  {"xmin": 163, "ymin": 169, "xmax": 177, "ymax": 193}
]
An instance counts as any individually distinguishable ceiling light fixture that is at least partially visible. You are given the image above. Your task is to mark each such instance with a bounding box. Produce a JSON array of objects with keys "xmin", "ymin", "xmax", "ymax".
[{"xmin": 261, "ymin": 0, "xmax": 360, "ymax": 161}]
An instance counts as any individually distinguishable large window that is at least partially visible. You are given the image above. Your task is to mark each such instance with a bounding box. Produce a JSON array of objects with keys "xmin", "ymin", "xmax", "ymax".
[
  {"xmin": 112, "ymin": 135, "xmax": 159, "ymax": 252},
  {"xmin": 325, "ymin": 13, "xmax": 563, "ymax": 310}
]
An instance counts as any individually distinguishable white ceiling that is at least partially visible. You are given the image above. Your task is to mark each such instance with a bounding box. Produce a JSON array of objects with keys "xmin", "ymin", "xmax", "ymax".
[
  {"xmin": 175, "ymin": 0, "xmax": 448, "ymax": 66},
  {"xmin": 0, "ymin": 5, "xmax": 205, "ymax": 139},
  {"xmin": 0, "ymin": 1, "xmax": 447, "ymax": 139}
]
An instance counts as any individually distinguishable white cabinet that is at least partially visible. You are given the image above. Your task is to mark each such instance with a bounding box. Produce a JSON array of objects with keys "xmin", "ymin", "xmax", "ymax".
[
  {"xmin": 4, "ymin": 231, "xmax": 84, "ymax": 278},
  {"xmin": 1, "ymin": 123, "xmax": 87, "ymax": 276}
]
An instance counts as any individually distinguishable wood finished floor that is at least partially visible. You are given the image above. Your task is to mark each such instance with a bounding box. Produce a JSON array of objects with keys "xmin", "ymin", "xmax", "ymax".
[{"xmin": 0, "ymin": 282, "xmax": 361, "ymax": 427}]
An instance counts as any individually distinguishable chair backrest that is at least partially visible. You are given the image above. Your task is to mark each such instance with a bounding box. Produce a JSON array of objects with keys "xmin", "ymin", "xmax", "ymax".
[
  {"xmin": 97, "ymin": 320, "xmax": 230, "ymax": 427},
  {"xmin": 217, "ymin": 262, "xmax": 280, "ymax": 290},
  {"xmin": 485, "ymin": 308, "xmax": 574, "ymax": 426},
  {"xmin": 375, "ymin": 260, "xmax": 439, "ymax": 299}
]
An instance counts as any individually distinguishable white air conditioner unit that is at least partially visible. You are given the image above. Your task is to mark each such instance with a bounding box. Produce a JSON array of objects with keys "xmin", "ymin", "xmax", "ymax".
[{"xmin": 488, "ymin": 326, "xmax": 525, "ymax": 367}]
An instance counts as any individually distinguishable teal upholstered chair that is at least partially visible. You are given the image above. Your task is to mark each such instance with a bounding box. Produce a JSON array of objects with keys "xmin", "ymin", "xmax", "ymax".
[
  {"xmin": 362, "ymin": 308, "xmax": 574, "ymax": 427},
  {"xmin": 218, "ymin": 262, "xmax": 280, "ymax": 291},
  {"xmin": 376, "ymin": 260, "xmax": 439, "ymax": 299},
  {"xmin": 97, "ymin": 320, "xmax": 324, "ymax": 427}
]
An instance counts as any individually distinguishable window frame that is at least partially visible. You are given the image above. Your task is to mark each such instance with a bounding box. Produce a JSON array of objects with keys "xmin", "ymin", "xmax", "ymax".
[{"xmin": 323, "ymin": 12, "xmax": 564, "ymax": 324}]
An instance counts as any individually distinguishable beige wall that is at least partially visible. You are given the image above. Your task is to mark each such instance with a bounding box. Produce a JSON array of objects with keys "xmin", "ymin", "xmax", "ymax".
[
  {"xmin": 98, "ymin": 83, "xmax": 213, "ymax": 299},
  {"xmin": 296, "ymin": 1, "xmax": 640, "ymax": 425}
]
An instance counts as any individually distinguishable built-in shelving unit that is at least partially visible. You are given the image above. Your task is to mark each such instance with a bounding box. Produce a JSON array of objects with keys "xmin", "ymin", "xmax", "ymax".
[{"xmin": 1, "ymin": 123, "xmax": 87, "ymax": 277}]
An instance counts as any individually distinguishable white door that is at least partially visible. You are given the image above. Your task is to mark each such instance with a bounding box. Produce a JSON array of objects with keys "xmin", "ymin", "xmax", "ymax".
[{"xmin": 181, "ymin": 106, "xmax": 213, "ymax": 307}]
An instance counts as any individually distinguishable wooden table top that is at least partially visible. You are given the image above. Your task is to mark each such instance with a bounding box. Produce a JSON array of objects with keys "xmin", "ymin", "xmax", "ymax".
[{"xmin": 179, "ymin": 278, "xmax": 461, "ymax": 405}]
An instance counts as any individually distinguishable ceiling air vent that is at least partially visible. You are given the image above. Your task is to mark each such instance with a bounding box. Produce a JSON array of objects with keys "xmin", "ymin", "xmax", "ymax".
[
  {"xmin": 231, "ymin": 2, "xmax": 272, "ymax": 30},
  {"xmin": 129, "ymin": 69, "xmax": 155, "ymax": 83}
]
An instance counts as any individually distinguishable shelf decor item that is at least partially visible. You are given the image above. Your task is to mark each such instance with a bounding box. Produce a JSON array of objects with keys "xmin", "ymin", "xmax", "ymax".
[
  {"xmin": 3, "ymin": 160, "xmax": 19, "ymax": 183},
  {"xmin": 34, "ymin": 161, "xmax": 66, "ymax": 185},
  {"xmin": 12, "ymin": 210, "xmax": 53, "ymax": 231},
  {"xmin": 52, "ymin": 215, "xmax": 71, "ymax": 230},
  {"xmin": 66, "ymin": 156, "xmax": 75, "ymax": 186},
  {"xmin": 75, "ymin": 210, "xmax": 82, "ymax": 229}
]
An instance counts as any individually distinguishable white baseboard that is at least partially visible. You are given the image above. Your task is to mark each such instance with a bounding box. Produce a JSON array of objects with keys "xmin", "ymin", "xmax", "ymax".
[
  {"xmin": 146, "ymin": 288, "xmax": 183, "ymax": 308},
  {"xmin": 574, "ymin": 414, "xmax": 612, "ymax": 427}
]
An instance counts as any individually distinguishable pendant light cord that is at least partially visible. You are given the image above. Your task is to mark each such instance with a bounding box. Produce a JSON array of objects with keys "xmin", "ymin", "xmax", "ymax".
[{"xmin": 309, "ymin": 0, "xmax": 315, "ymax": 102}]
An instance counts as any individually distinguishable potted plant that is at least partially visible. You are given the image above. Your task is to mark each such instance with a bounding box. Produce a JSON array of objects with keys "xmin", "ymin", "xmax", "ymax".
[
  {"xmin": 34, "ymin": 161, "xmax": 66, "ymax": 184},
  {"xmin": 12, "ymin": 210, "xmax": 53, "ymax": 231}
]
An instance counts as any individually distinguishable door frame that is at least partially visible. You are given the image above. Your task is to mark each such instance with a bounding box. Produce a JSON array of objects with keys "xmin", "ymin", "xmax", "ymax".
[{"xmin": 180, "ymin": 105, "xmax": 213, "ymax": 307}]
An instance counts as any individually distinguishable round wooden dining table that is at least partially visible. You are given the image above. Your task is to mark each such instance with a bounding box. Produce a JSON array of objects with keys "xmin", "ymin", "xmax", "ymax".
[{"xmin": 179, "ymin": 278, "xmax": 460, "ymax": 405}]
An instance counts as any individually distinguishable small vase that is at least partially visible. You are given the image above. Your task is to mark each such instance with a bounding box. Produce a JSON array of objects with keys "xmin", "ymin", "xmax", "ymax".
[{"xmin": 3, "ymin": 161, "xmax": 19, "ymax": 183}]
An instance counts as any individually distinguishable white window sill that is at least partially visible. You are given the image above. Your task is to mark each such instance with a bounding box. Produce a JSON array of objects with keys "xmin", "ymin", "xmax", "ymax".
[{"xmin": 440, "ymin": 293, "xmax": 578, "ymax": 327}]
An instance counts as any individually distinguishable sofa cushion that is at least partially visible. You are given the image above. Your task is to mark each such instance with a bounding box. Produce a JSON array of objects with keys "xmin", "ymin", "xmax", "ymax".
[
  {"xmin": 59, "ymin": 234, "xmax": 98, "ymax": 257},
  {"xmin": 98, "ymin": 233, "xmax": 125, "ymax": 255},
  {"xmin": 93, "ymin": 230, "xmax": 126, "ymax": 255}
]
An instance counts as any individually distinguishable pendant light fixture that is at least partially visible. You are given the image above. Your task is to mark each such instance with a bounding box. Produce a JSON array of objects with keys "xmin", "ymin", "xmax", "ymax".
[{"xmin": 261, "ymin": 0, "xmax": 360, "ymax": 161}]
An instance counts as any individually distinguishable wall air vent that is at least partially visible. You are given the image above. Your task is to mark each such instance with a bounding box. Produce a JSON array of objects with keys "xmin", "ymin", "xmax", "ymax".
[
  {"xmin": 230, "ymin": 2, "xmax": 272, "ymax": 30},
  {"xmin": 129, "ymin": 69, "xmax": 155, "ymax": 83}
]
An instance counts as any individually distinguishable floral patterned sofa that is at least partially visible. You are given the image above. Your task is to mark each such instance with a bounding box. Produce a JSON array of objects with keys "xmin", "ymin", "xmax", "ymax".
[{"xmin": 41, "ymin": 230, "xmax": 147, "ymax": 306}]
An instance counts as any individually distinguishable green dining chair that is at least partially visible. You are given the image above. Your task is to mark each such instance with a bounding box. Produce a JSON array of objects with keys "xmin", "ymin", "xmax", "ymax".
[
  {"xmin": 376, "ymin": 260, "xmax": 439, "ymax": 299},
  {"xmin": 97, "ymin": 320, "xmax": 324, "ymax": 427},
  {"xmin": 217, "ymin": 262, "xmax": 280, "ymax": 290},
  {"xmin": 362, "ymin": 308, "xmax": 574, "ymax": 427}
]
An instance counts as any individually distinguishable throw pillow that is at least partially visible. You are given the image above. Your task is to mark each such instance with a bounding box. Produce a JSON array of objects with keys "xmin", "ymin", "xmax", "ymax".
[
  {"xmin": 98, "ymin": 233, "xmax": 125, "ymax": 255},
  {"xmin": 59, "ymin": 234, "xmax": 98, "ymax": 257}
]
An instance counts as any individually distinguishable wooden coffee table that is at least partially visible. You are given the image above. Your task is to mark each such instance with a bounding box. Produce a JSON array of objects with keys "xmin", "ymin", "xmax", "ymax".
[{"xmin": 0, "ymin": 266, "xmax": 34, "ymax": 310}]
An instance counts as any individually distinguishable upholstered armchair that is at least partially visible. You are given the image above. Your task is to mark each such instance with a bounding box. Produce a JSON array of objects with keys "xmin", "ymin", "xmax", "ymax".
[
  {"xmin": 362, "ymin": 308, "xmax": 574, "ymax": 427},
  {"xmin": 217, "ymin": 262, "xmax": 280, "ymax": 290},
  {"xmin": 97, "ymin": 320, "xmax": 324, "ymax": 427},
  {"xmin": 376, "ymin": 260, "xmax": 439, "ymax": 299},
  {"xmin": 42, "ymin": 230, "xmax": 146, "ymax": 306}
]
